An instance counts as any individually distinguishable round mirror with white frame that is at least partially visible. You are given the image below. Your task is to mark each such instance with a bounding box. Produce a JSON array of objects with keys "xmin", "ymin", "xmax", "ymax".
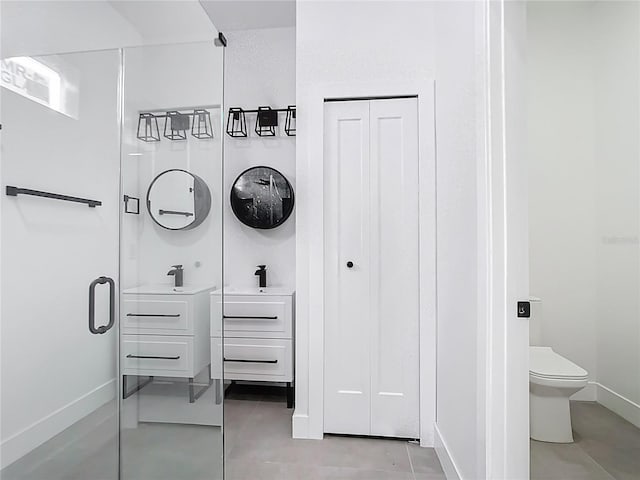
[{"xmin": 146, "ymin": 169, "xmax": 212, "ymax": 230}]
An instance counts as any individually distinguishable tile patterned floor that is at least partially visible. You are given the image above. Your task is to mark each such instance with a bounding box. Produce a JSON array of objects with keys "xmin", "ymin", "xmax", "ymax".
[
  {"xmin": 4, "ymin": 388, "xmax": 636, "ymax": 480},
  {"xmin": 530, "ymin": 401, "xmax": 640, "ymax": 480},
  {"xmin": 1, "ymin": 405, "xmax": 223, "ymax": 480},
  {"xmin": 1, "ymin": 403, "xmax": 120, "ymax": 480},
  {"xmin": 224, "ymin": 384, "xmax": 446, "ymax": 480},
  {"xmin": 1, "ymin": 385, "xmax": 443, "ymax": 480}
]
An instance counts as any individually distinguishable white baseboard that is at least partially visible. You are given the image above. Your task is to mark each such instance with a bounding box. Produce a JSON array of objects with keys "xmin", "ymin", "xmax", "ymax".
[
  {"xmin": 596, "ymin": 383, "xmax": 640, "ymax": 429},
  {"xmin": 434, "ymin": 423, "xmax": 462, "ymax": 480},
  {"xmin": 292, "ymin": 410, "xmax": 309, "ymax": 439},
  {"xmin": 570, "ymin": 381, "xmax": 597, "ymax": 401},
  {"xmin": 420, "ymin": 422, "xmax": 435, "ymax": 447},
  {"xmin": 420, "ymin": 433, "xmax": 434, "ymax": 447},
  {"xmin": 1, "ymin": 379, "xmax": 116, "ymax": 469}
]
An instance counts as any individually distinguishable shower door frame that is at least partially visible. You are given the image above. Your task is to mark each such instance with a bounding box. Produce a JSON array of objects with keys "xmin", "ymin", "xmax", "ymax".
[
  {"xmin": 116, "ymin": 40, "xmax": 226, "ymax": 480},
  {"xmin": 1, "ymin": 38, "xmax": 227, "ymax": 479}
]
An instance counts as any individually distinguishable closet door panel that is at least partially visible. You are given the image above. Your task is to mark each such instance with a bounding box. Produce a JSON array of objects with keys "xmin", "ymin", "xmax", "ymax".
[
  {"xmin": 323, "ymin": 101, "xmax": 371, "ymax": 435},
  {"xmin": 369, "ymin": 98, "xmax": 420, "ymax": 438}
]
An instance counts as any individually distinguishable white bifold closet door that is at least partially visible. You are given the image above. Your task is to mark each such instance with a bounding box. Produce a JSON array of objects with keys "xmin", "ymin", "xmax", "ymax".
[{"xmin": 324, "ymin": 97, "xmax": 420, "ymax": 438}]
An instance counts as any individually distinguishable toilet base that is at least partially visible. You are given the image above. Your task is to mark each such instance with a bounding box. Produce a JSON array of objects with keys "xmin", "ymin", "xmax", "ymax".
[{"xmin": 530, "ymin": 383, "xmax": 580, "ymax": 443}]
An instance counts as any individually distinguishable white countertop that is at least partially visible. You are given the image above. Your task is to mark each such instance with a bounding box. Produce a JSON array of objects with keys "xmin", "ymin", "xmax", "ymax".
[
  {"xmin": 211, "ymin": 287, "xmax": 295, "ymax": 296},
  {"xmin": 123, "ymin": 284, "xmax": 217, "ymax": 295}
]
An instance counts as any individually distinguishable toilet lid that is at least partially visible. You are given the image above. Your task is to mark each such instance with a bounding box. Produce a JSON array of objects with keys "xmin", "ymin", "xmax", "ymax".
[{"xmin": 529, "ymin": 346, "xmax": 588, "ymax": 379}]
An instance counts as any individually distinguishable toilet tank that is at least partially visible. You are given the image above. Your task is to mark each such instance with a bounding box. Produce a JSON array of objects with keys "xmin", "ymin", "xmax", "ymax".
[{"xmin": 529, "ymin": 296, "xmax": 543, "ymax": 346}]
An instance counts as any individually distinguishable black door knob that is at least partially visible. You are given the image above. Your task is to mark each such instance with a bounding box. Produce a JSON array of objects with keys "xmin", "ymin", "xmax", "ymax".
[{"xmin": 346, "ymin": 261, "xmax": 354, "ymax": 268}]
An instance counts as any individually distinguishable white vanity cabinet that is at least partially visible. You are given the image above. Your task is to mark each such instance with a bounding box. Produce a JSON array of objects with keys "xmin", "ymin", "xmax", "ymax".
[
  {"xmin": 211, "ymin": 288, "xmax": 295, "ymax": 407},
  {"xmin": 121, "ymin": 284, "xmax": 215, "ymax": 402}
]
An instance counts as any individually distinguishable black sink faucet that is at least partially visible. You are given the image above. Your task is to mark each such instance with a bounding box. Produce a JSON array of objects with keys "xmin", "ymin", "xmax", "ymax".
[
  {"xmin": 167, "ymin": 265, "xmax": 184, "ymax": 287},
  {"xmin": 255, "ymin": 265, "xmax": 267, "ymax": 288}
]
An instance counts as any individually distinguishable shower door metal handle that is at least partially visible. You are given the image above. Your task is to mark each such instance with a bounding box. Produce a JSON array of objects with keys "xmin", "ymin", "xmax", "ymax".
[{"xmin": 89, "ymin": 276, "xmax": 115, "ymax": 334}]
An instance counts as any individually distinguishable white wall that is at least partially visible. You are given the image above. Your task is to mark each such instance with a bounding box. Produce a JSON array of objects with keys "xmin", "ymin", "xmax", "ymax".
[
  {"xmin": 223, "ymin": 27, "xmax": 296, "ymax": 289},
  {"xmin": 592, "ymin": 0, "xmax": 640, "ymax": 423},
  {"xmin": 432, "ymin": 2, "xmax": 488, "ymax": 479},
  {"xmin": 527, "ymin": 1, "xmax": 599, "ymax": 392},
  {"xmin": 295, "ymin": 0, "xmax": 437, "ymax": 443},
  {"xmin": 527, "ymin": 0, "xmax": 640, "ymax": 426},
  {"xmin": 0, "ymin": 0, "xmax": 219, "ymax": 58},
  {"xmin": 297, "ymin": 1, "xmax": 435, "ymax": 85},
  {"xmin": 296, "ymin": 3, "xmax": 488, "ymax": 479}
]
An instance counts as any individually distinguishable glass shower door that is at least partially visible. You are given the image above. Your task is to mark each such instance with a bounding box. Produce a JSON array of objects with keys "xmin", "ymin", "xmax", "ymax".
[
  {"xmin": 118, "ymin": 41, "xmax": 224, "ymax": 480},
  {"xmin": 1, "ymin": 49, "xmax": 121, "ymax": 479}
]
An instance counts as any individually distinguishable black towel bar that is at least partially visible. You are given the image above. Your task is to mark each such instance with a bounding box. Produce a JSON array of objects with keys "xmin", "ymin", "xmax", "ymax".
[
  {"xmin": 158, "ymin": 209, "xmax": 194, "ymax": 217},
  {"xmin": 5, "ymin": 186, "xmax": 102, "ymax": 208}
]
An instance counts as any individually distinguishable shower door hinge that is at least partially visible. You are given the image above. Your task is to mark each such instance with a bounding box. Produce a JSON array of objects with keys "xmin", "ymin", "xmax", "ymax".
[{"xmin": 215, "ymin": 32, "xmax": 227, "ymax": 47}]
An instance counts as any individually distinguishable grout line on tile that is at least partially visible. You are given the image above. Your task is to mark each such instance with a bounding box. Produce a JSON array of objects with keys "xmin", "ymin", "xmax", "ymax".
[
  {"xmin": 579, "ymin": 449, "xmax": 618, "ymax": 480},
  {"xmin": 406, "ymin": 442, "xmax": 417, "ymax": 480}
]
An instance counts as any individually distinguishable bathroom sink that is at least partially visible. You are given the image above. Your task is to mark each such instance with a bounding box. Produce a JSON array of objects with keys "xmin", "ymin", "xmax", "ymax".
[
  {"xmin": 123, "ymin": 284, "xmax": 217, "ymax": 295},
  {"xmin": 212, "ymin": 287, "xmax": 295, "ymax": 296}
]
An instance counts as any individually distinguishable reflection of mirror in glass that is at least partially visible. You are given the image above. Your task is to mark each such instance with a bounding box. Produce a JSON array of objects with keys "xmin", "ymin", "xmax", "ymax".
[
  {"xmin": 147, "ymin": 169, "xmax": 212, "ymax": 230},
  {"xmin": 230, "ymin": 166, "xmax": 294, "ymax": 229}
]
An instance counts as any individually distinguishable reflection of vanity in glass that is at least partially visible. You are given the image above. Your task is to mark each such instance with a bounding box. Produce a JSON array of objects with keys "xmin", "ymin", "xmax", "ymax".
[
  {"xmin": 210, "ymin": 288, "xmax": 295, "ymax": 408},
  {"xmin": 119, "ymin": 163, "xmax": 222, "ymax": 428},
  {"xmin": 121, "ymin": 284, "xmax": 216, "ymax": 403}
]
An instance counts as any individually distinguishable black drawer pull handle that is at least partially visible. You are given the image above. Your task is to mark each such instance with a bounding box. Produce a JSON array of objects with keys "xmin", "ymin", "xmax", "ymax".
[
  {"xmin": 126, "ymin": 354, "xmax": 181, "ymax": 360},
  {"xmin": 223, "ymin": 358, "xmax": 278, "ymax": 364},
  {"xmin": 223, "ymin": 315, "xmax": 278, "ymax": 320},
  {"xmin": 127, "ymin": 313, "xmax": 181, "ymax": 318}
]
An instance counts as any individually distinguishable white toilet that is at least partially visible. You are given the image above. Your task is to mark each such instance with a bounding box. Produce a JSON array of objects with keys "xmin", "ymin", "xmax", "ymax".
[{"xmin": 529, "ymin": 298, "xmax": 588, "ymax": 443}]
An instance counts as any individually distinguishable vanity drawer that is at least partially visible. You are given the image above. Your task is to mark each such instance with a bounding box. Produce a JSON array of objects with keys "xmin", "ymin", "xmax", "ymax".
[
  {"xmin": 122, "ymin": 295, "xmax": 190, "ymax": 335},
  {"xmin": 222, "ymin": 295, "xmax": 292, "ymax": 338},
  {"xmin": 122, "ymin": 334, "xmax": 193, "ymax": 377},
  {"xmin": 222, "ymin": 338, "xmax": 293, "ymax": 382}
]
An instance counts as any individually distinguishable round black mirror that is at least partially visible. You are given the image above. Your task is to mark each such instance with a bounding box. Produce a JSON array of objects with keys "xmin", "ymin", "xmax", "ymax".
[
  {"xmin": 147, "ymin": 169, "xmax": 212, "ymax": 231},
  {"xmin": 230, "ymin": 166, "xmax": 294, "ymax": 229}
]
